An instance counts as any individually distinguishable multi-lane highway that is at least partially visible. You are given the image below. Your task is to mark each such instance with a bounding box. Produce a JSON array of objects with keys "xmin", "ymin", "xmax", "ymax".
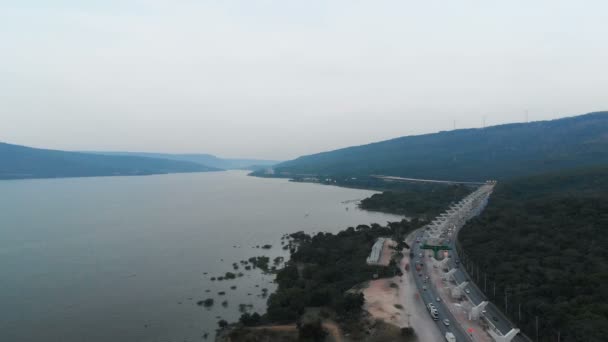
[
  {"xmin": 409, "ymin": 183, "xmax": 527, "ymax": 342},
  {"xmin": 409, "ymin": 234, "xmax": 469, "ymax": 341}
]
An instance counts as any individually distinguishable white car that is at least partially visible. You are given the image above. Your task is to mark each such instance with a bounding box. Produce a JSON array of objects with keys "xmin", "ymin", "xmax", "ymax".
[
  {"xmin": 436, "ymin": 297, "xmax": 441, "ymax": 302},
  {"xmin": 465, "ymin": 289, "xmax": 471, "ymax": 294},
  {"xmin": 443, "ymin": 319, "xmax": 450, "ymax": 326}
]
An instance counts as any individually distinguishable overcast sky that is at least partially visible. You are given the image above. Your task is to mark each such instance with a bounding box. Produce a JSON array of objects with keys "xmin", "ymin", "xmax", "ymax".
[{"xmin": 1, "ymin": 1, "xmax": 606, "ymax": 160}]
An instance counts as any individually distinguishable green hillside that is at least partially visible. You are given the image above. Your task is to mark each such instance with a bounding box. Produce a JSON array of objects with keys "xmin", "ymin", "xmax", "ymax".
[
  {"xmin": 86, "ymin": 151, "xmax": 279, "ymax": 170},
  {"xmin": 268, "ymin": 112, "xmax": 608, "ymax": 181},
  {"xmin": 458, "ymin": 166, "xmax": 608, "ymax": 342},
  {"xmin": 0, "ymin": 142, "xmax": 220, "ymax": 180}
]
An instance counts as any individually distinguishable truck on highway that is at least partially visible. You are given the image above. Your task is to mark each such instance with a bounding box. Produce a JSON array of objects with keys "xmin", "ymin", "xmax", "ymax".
[
  {"xmin": 426, "ymin": 303, "xmax": 439, "ymax": 320},
  {"xmin": 445, "ymin": 332, "xmax": 456, "ymax": 342}
]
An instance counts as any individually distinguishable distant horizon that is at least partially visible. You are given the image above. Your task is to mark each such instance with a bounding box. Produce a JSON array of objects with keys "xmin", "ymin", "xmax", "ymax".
[
  {"xmin": 3, "ymin": 2, "xmax": 607, "ymax": 160},
  {"xmin": 77, "ymin": 150, "xmax": 282, "ymax": 162},
  {"xmin": 2, "ymin": 110, "xmax": 603, "ymax": 160},
  {"xmin": 0, "ymin": 140, "xmax": 279, "ymax": 161}
]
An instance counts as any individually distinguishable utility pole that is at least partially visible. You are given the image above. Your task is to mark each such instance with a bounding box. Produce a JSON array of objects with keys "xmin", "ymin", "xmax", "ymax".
[
  {"xmin": 504, "ymin": 288, "xmax": 507, "ymax": 314},
  {"xmin": 536, "ymin": 316, "xmax": 539, "ymax": 342},
  {"xmin": 474, "ymin": 264, "xmax": 477, "ymax": 281},
  {"xmin": 484, "ymin": 273, "xmax": 487, "ymax": 292},
  {"xmin": 518, "ymin": 303, "xmax": 521, "ymax": 321}
]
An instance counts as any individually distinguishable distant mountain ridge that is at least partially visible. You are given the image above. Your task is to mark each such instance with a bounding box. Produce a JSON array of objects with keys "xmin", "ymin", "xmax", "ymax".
[
  {"xmin": 0, "ymin": 142, "xmax": 220, "ymax": 180},
  {"xmin": 85, "ymin": 152, "xmax": 279, "ymax": 170},
  {"xmin": 266, "ymin": 111, "xmax": 608, "ymax": 181}
]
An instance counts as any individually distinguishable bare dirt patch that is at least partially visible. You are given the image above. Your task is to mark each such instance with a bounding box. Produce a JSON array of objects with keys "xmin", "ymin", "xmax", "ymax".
[{"xmin": 363, "ymin": 277, "xmax": 405, "ymax": 327}]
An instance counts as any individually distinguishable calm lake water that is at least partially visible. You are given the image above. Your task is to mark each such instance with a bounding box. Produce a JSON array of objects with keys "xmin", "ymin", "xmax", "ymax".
[{"xmin": 0, "ymin": 171, "xmax": 401, "ymax": 342}]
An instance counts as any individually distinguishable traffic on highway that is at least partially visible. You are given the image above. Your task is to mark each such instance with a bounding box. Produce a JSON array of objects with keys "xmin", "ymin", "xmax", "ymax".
[
  {"xmin": 407, "ymin": 183, "xmax": 525, "ymax": 342},
  {"xmin": 409, "ymin": 234, "xmax": 468, "ymax": 341}
]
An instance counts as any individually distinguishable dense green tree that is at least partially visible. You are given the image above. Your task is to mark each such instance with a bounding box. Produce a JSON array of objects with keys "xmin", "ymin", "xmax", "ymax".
[
  {"xmin": 336, "ymin": 293, "xmax": 365, "ymax": 315},
  {"xmin": 360, "ymin": 184, "xmax": 473, "ymax": 218},
  {"xmin": 264, "ymin": 219, "xmax": 422, "ymax": 323},
  {"xmin": 297, "ymin": 313, "xmax": 326, "ymax": 341},
  {"xmin": 239, "ymin": 312, "xmax": 262, "ymax": 326},
  {"xmin": 459, "ymin": 167, "xmax": 608, "ymax": 342}
]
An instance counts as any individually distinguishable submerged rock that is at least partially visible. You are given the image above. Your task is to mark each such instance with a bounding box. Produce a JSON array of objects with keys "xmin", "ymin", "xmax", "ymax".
[{"xmin": 197, "ymin": 298, "xmax": 214, "ymax": 307}]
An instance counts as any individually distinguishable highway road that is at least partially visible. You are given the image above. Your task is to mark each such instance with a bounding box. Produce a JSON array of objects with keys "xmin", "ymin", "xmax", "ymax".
[
  {"xmin": 409, "ymin": 183, "xmax": 528, "ymax": 342},
  {"xmin": 409, "ymin": 232, "xmax": 470, "ymax": 342},
  {"xmin": 372, "ymin": 175, "xmax": 486, "ymax": 186}
]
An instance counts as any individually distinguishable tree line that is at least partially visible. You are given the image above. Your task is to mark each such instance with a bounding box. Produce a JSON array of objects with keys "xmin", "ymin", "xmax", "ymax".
[
  {"xmin": 359, "ymin": 183, "xmax": 473, "ymax": 219},
  {"xmin": 458, "ymin": 166, "xmax": 608, "ymax": 342},
  {"xmin": 240, "ymin": 219, "xmax": 423, "ymax": 327}
]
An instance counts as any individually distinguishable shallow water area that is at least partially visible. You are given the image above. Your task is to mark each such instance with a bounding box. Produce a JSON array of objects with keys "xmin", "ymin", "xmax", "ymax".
[{"xmin": 0, "ymin": 170, "xmax": 402, "ymax": 342}]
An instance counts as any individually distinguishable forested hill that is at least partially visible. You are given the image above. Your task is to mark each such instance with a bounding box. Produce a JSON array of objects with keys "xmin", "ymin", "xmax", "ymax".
[
  {"xmin": 458, "ymin": 166, "xmax": 608, "ymax": 342},
  {"xmin": 0, "ymin": 142, "xmax": 221, "ymax": 180},
  {"xmin": 267, "ymin": 111, "xmax": 608, "ymax": 181},
  {"xmin": 87, "ymin": 151, "xmax": 279, "ymax": 170}
]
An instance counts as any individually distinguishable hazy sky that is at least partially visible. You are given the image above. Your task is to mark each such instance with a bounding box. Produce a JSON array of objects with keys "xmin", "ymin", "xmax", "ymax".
[{"xmin": 1, "ymin": 1, "xmax": 607, "ymax": 159}]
